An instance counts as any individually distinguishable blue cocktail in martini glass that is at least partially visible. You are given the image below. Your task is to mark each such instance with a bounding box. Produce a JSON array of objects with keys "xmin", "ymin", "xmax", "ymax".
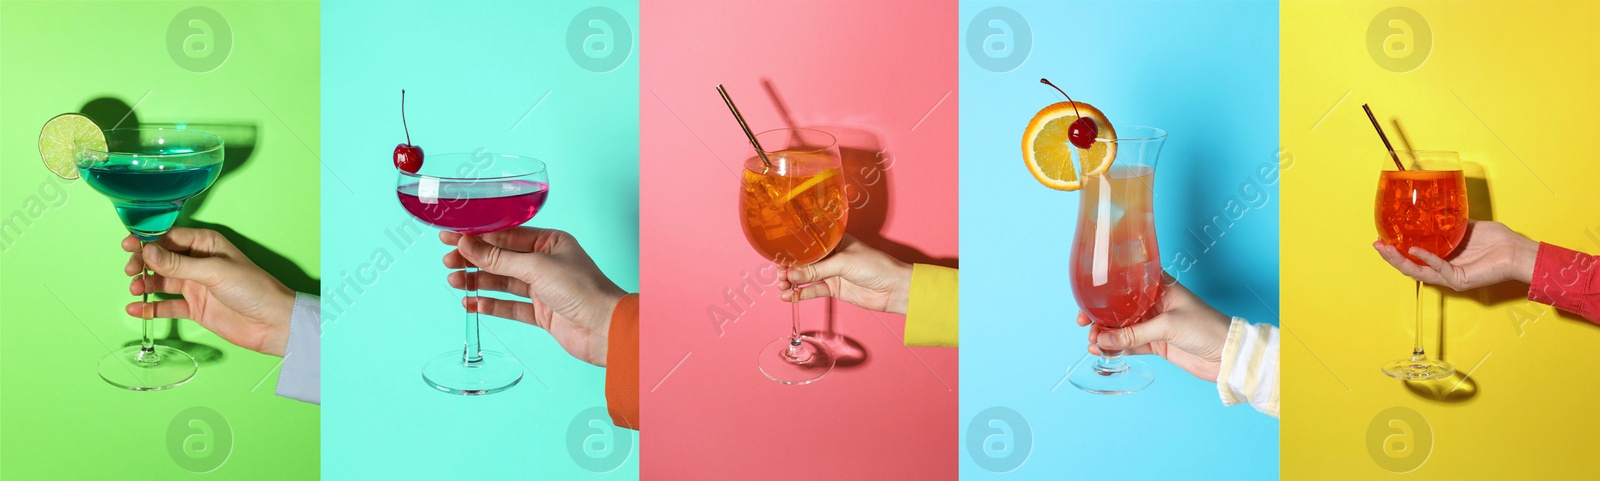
[{"xmin": 80, "ymin": 128, "xmax": 223, "ymax": 390}]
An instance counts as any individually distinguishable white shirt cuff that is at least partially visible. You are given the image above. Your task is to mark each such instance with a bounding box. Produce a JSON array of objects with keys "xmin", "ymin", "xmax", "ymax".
[{"xmin": 276, "ymin": 292, "xmax": 320, "ymax": 405}]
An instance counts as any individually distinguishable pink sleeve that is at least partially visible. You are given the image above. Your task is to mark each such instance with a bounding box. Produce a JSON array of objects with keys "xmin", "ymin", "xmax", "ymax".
[{"xmin": 1527, "ymin": 242, "xmax": 1600, "ymax": 323}]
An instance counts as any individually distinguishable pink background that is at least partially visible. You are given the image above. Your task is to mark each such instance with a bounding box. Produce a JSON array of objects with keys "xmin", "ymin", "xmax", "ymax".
[{"xmin": 639, "ymin": 0, "xmax": 959, "ymax": 478}]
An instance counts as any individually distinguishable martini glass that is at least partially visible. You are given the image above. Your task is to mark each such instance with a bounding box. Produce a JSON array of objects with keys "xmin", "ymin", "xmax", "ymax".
[
  {"xmin": 79, "ymin": 127, "xmax": 224, "ymax": 390},
  {"xmin": 739, "ymin": 128, "xmax": 848, "ymax": 385},
  {"xmin": 397, "ymin": 152, "xmax": 549, "ymax": 395}
]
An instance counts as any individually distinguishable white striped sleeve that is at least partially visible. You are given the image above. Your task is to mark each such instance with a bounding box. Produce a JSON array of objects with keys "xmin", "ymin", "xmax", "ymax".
[{"xmin": 1216, "ymin": 317, "xmax": 1279, "ymax": 418}]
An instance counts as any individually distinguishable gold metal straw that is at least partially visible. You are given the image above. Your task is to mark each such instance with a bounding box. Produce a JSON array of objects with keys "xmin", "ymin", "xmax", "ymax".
[
  {"xmin": 717, "ymin": 84, "xmax": 772, "ymax": 170},
  {"xmin": 1363, "ymin": 104, "xmax": 1406, "ymax": 171}
]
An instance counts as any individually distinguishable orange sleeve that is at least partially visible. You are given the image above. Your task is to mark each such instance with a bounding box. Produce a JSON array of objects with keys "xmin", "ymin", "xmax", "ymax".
[{"xmin": 604, "ymin": 293, "xmax": 640, "ymax": 430}]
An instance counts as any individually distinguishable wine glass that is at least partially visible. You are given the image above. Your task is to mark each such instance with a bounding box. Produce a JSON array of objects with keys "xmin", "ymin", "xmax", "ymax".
[
  {"xmin": 396, "ymin": 152, "xmax": 549, "ymax": 395},
  {"xmin": 1067, "ymin": 126, "xmax": 1167, "ymax": 395},
  {"xmin": 1375, "ymin": 151, "xmax": 1467, "ymax": 380},
  {"xmin": 739, "ymin": 128, "xmax": 848, "ymax": 385}
]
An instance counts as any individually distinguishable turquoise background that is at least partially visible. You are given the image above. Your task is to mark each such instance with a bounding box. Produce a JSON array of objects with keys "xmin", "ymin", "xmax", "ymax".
[
  {"xmin": 959, "ymin": 1, "xmax": 1279, "ymax": 479},
  {"xmin": 320, "ymin": 0, "xmax": 638, "ymax": 479}
]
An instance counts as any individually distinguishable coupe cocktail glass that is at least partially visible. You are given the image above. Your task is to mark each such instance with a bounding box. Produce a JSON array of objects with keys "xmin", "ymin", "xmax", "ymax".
[
  {"xmin": 1068, "ymin": 126, "xmax": 1166, "ymax": 395},
  {"xmin": 397, "ymin": 152, "xmax": 549, "ymax": 395},
  {"xmin": 80, "ymin": 127, "xmax": 223, "ymax": 390},
  {"xmin": 1376, "ymin": 151, "xmax": 1467, "ymax": 380},
  {"xmin": 740, "ymin": 128, "xmax": 848, "ymax": 385}
]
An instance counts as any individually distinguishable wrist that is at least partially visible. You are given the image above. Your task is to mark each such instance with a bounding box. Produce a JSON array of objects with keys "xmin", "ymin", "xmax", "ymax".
[
  {"xmin": 264, "ymin": 286, "xmax": 296, "ymax": 357},
  {"xmin": 589, "ymin": 289, "xmax": 626, "ymax": 366},
  {"xmin": 1187, "ymin": 298, "xmax": 1233, "ymax": 365},
  {"xmin": 887, "ymin": 260, "xmax": 914, "ymax": 315},
  {"xmin": 1507, "ymin": 235, "xmax": 1539, "ymax": 285}
]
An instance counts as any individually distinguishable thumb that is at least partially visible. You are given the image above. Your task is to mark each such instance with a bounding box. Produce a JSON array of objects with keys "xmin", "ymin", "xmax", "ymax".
[
  {"xmin": 143, "ymin": 243, "xmax": 225, "ymax": 286},
  {"xmin": 458, "ymin": 235, "xmax": 542, "ymax": 283},
  {"xmin": 1096, "ymin": 316, "xmax": 1173, "ymax": 351}
]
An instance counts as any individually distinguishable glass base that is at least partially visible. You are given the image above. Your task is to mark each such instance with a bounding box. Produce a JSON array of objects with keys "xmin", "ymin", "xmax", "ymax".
[
  {"xmin": 97, "ymin": 345, "xmax": 197, "ymax": 391},
  {"xmin": 758, "ymin": 336, "xmax": 834, "ymax": 385},
  {"xmin": 422, "ymin": 350, "xmax": 523, "ymax": 396},
  {"xmin": 1382, "ymin": 355, "xmax": 1454, "ymax": 381},
  {"xmin": 1069, "ymin": 355, "xmax": 1154, "ymax": 395}
]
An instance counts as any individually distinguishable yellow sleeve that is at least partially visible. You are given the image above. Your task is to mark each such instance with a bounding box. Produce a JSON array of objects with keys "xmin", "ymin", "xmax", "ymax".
[{"xmin": 903, "ymin": 264, "xmax": 958, "ymax": 347}]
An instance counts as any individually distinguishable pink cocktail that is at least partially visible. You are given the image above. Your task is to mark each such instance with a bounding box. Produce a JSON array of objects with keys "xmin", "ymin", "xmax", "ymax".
[
  {"xmin": 398, "ymin": 179, "xmax": 549, "ymax": 235},
  {"xmin": 395, "ymin": 152, "xmax": 549, "ymax": 396}
]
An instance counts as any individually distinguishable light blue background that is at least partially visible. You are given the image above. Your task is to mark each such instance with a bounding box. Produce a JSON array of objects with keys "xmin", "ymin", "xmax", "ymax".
[
  {"xmin": 959, "ymin": 1, "xmax": 1279, "ymax": 479},
  {"xmin": 321, "ymin": 0, "xmax": 638, "ymax": 479}
]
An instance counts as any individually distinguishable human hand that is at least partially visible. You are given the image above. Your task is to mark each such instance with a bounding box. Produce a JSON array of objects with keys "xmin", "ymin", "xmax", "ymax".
[
  {"xmin": 441, "ymin": 227, "xmax": 626, "ymax": 367},
  {"xmin": 1373, "ymin": 220, "xmax": 1538, "ymax": 290},
  {"xmin": 777, "ymin": 234, "xmax": 914, "ymax": 315},
  {"xmin": 122, "ymin": 228, "xmax": 296, "ymax": 357},
  {"xmin": 1078, "ymin": 278, "xmax": 1232, "ymax": 382}
]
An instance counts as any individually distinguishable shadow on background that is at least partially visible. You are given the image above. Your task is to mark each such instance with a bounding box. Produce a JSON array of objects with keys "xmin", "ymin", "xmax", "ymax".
[
  {"xmin": 806, "ymin": 298, "xmax": 868, "ymax": 369},
  {"xmin": 1403, "ymin": 372, "xmax": 1478, "ymax": 403},
  {"xmin": 84, "ymin": 97, "xmax": 319, "ymax": 363},
  {"xmin": 81, "ymin": 97, "xmax": 141, "ymax": 131},
  {"xmin": 1158, "ymin": 102, "xmax": 1268, "ymax": 316}
]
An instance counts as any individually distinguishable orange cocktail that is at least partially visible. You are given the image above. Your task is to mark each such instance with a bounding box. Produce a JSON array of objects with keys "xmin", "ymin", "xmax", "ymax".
[
  {"xmin": 739, "ymin": 150, "xmax": 846, "ymax": 267},
  {"xmin": 1375, "ymin": 169, "xmax": 1467, "ymax": 264}
]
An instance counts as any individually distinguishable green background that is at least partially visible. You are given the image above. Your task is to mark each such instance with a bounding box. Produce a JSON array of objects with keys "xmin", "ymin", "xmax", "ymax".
[
  {"xmin": 0, "ymin": 1, "xmax": 319, "ymax": 479},
  {"xmin": 320, "ymin": 0, "xmax": 638, "ymax": 479}
]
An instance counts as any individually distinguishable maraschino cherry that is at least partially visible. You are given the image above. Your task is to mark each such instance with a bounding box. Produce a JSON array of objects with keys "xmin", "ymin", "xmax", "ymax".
[
  {"xmin": 1040, "ymin": 78, "xmax": 1098, "ymax": 149},
  {"xmin": 393, "ymin": 89, "xmax": 423, "ymax": 173}
]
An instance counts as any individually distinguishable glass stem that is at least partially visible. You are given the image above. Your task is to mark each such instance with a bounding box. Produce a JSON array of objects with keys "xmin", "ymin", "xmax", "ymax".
[
  {"xmin": 138, "ymin": 241, "xmax": 157, "ymax": 362},
  {"xmin": 1095, "ymin": 350, "xmax": 1128, "ymax": 373},
  {"xmin": 1413, "ymin": 280, "xmax": 1425, "ymax": 359},
  {"xmin": 463, "ymin": 265, "xmax": 483, "ymax": 364},
  {"xmin": 789, "ymin": 283, "xmax": 802, "ymax": 354}
]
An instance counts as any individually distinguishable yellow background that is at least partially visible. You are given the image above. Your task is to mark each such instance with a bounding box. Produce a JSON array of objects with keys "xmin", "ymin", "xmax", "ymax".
[{"xmin": 1283, "ymin": 0, "xmax": 1600, "ymax": 478}]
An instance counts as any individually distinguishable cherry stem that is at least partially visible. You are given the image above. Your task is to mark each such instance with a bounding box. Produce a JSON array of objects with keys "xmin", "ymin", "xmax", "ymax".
[
  {"xmin": 1040, "ymin": 78, "xmax": 1082, "ymax": 117},
  {"xmin": 401, "ymin": 89, "xmax": 412, "ymax": 145}
]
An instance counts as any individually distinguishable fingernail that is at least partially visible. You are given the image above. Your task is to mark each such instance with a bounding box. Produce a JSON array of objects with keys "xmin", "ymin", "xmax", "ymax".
[{"xmin": 146, "ymin": 245, "xmax": 162, "ymax": 263}]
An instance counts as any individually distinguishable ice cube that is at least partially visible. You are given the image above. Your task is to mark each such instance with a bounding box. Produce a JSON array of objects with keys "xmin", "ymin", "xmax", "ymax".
[{"xmin": 1114, "ymin": 238, "xmax": 1148, "ymax": 267}]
